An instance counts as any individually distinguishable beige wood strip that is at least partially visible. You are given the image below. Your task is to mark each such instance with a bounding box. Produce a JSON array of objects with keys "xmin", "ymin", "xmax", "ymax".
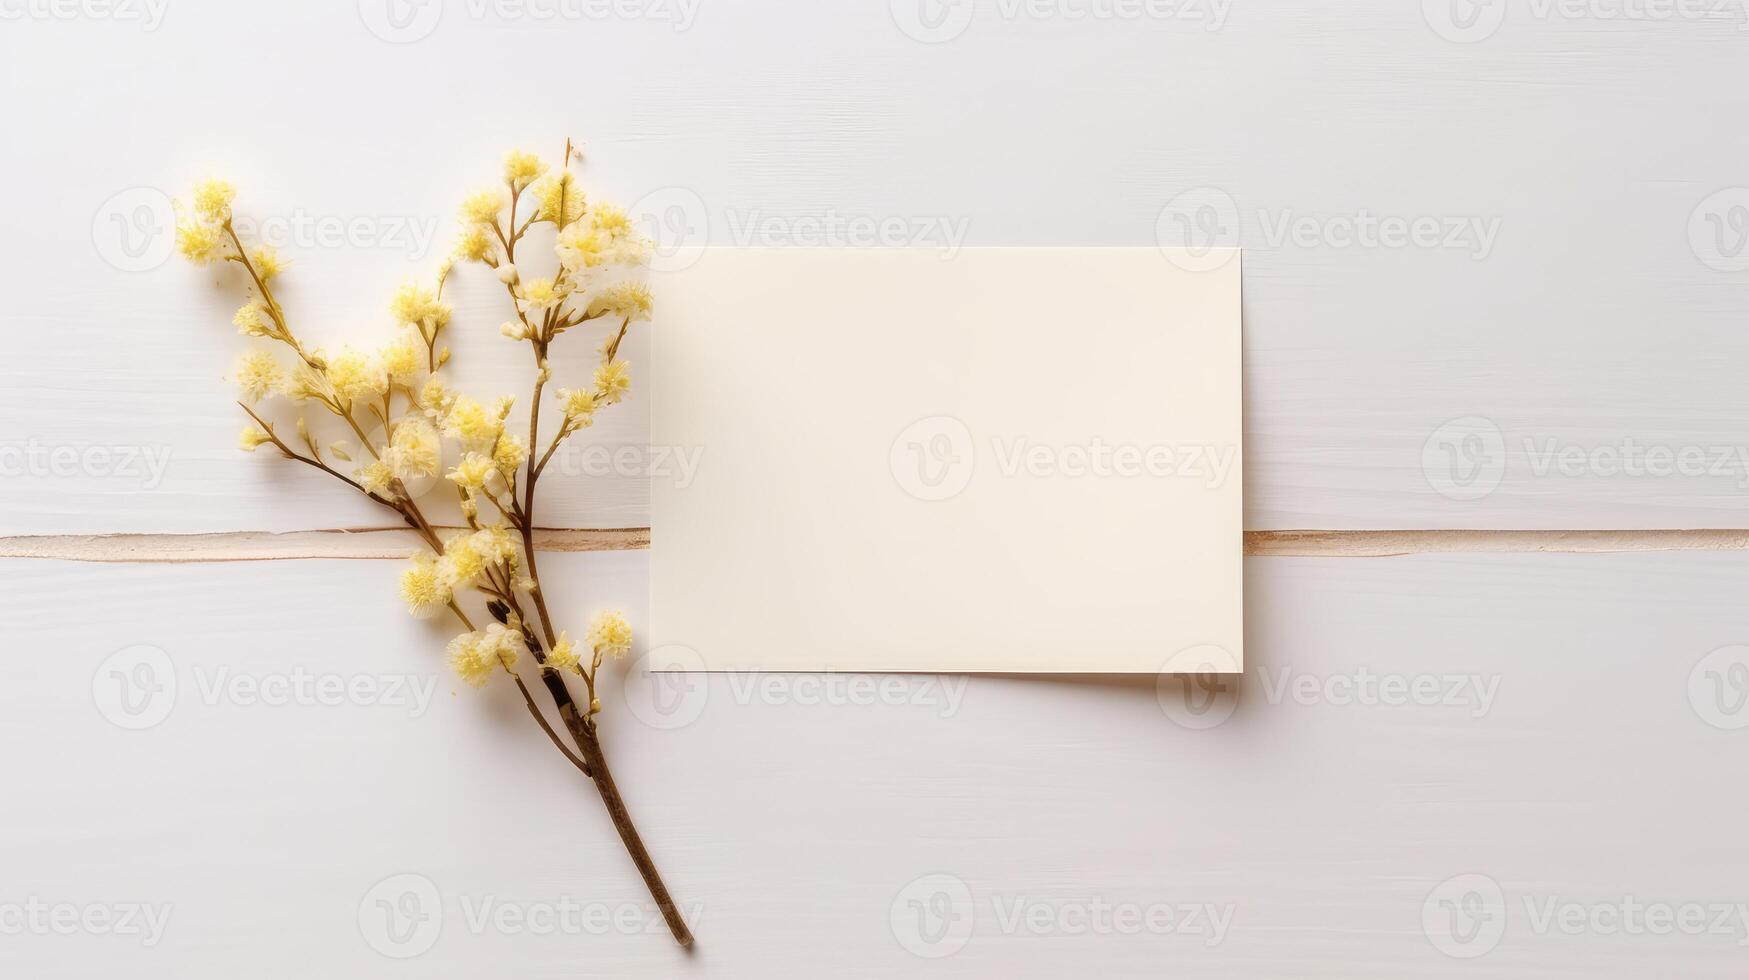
[{"xmin": 4, "ymin": 527, "xmax": 1749, "ymax": 563}]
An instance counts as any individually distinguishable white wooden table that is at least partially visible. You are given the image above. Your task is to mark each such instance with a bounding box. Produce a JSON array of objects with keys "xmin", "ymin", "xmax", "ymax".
[{"xmin": 3, "ymin": 2, "xmax": 1747, "ymax": 976}]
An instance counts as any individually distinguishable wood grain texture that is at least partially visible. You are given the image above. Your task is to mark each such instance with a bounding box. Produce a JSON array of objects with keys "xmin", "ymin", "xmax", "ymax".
[
  {"xmin": 1, "ymin": 1, "xmax": 1746, "ymax": 533},
  {"xmin": 4, "ymin": 552, "xmax": 1747, "ymax": 977}
]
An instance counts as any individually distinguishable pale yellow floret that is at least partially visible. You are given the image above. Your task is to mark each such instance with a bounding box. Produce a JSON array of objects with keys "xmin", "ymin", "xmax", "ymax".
[
  {"xmin": 516, "ymin": 277, "xmax": 565, "ymax": 312},
  {"xmin": 177, "ymin": 220, "xmax": 224, "ymax": 264},
  {"xmin": 399, "ymin": 552, "xmax": 452, "ymax": 618},
  {"xmin": 493, "ymin": 434, "xmax": 529, "ymax": 475},
  {"xmin": 593, "ymin": 360, "xmax": 632, "ymax": 404},
  {"xmin": 250, "ymin": 245, "xmax": 283, "ymax": 281},
  {"xmin": 233, "ymin": 349, "xmax": 283, "ymax": 403},
  {"xmin": 460, "ymin": 188, "xmax": 506, "ymax": 227},
  {"xmin": 558, "ymin": 387, "xmax": 597, "ymax": 421},
  {"xmin": 381, "ymin": 335, "xmax": 423, "ymax": 383},
  {"xmin": 446, "ymin": 452, "xmax": 495, "ymax": 492},
  {"xmin": 388, "ymin": 418, "xmax": 442, "ymax": 480},
  {"xmin": 587, "ymin": 281, "xmax": 653, "ymax": 322},
  {"xmin": 446, "ymin": 630, "xmax": 498, "ymax": 687},
  {"xmin": 325, "ymin": 347, "xmax": 388, "ymax": 403},
  {"xmin": 454, "ymin": 225, "xmax": 493, "ymax": 262},
  {"xmin": 416, "ymin": 376, "xmax": 451, "ymax": 415},
  {"xmin": 191, "ymin": 179, "xmax": 236, "ymax": 222},
  {"xmin": 555, "ymin": 224, "xmax": 606, "ymax": 271},
  {"xmin": 503, "ymin": 150, "xmax": 547, "ymax": 189},
  {"xmin": 442, "ymin": 397, "xmax": 500, "ymax": 450},
  {"xmin": 442, "ymin": 531, "xmax": 486, "ymax": 584},
  {"xmin": 357, "ymin": 459, "xmax": 395, "ymax": 495},
  {"xmin": 390, "ymin": 281, "xmax": 452, "ymax": 331},
  {"xmin": 239, "ymin": 426, "xmax": 271, "ymax": 452},
  {"xmin": 587, "ymin": 611, "xmax": 634, "ymax": 659},
  {"xmin": 233, "ymin": 301, "xmax": 272, "ymax": 337},
  {"xmin": 546, "ymin": 631, "xmax": 581, "ymax": 671},
  {"xmin": 532, "ymin": 172, "xmax": 586, "ymax": 226},
  {"xmin": 472, "ymin": 525, "xmax": 518, "ymax": 567},
  {"xmin": 590, "ymin": 203, "xmax": 633, "ymax": 239}
]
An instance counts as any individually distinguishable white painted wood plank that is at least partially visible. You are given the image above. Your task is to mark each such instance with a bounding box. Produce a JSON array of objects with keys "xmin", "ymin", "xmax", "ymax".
[
  {"xmin": 3, "ymin": 2, "xmax": 1748, "ymax": 532},
  {"xmin": 4, "ymin": 551, "xmax": 1747, "ymax": 976}
]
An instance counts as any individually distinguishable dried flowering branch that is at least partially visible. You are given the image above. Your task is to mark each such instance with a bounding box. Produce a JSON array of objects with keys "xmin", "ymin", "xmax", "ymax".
[{"xmin": 176, "ymin": 140, "xmax": 692, "ymax": 948}]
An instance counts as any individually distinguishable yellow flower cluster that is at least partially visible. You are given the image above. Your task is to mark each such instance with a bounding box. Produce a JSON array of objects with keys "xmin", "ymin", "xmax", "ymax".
[
  {"xmin": 586, "ymin": 611, "xmax": 634, "ymax": 659},
  {"xmin": 447, "ymin": 623, "xmax": 524, "ymax": 687}
]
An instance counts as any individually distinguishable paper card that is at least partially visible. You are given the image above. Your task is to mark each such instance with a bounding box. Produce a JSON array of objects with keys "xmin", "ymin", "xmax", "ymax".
[{"xmin": 649, "ymin": 248, "xmax": 1241, "ymax": 674}]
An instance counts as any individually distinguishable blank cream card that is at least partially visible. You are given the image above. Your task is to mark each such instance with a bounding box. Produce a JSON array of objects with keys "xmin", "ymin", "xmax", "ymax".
[{"xmin": 650, "ymin": 248, "xmax": 1241, "ymax": 673}]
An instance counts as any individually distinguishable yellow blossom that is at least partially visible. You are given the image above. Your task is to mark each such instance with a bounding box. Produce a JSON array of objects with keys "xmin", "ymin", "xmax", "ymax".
[
  {"xmin": 325, "ymin": 348, "xmax": 387, "ymax": 403},
  {"xmin": 390, "ymin": 281, "xmax": 451, "ymax": 330},
  {"xmin": 357, "ymin": 459, "xmax": 395, "ymax": 495},
  {"xmin": 459, "ymin": 188, "xmax": 506, "ymax": 227},
  {"xmin": 472, "ymin": 525, "xmax": 518, "ymax": 566},
  {"xmin": 447, "ymin": 627, "xmax": 518, "ymax": 687},
  {"xmin": 250, "ymin": 245, "xmax": 283, "ymax": 281},
  {"xmin": 531, "ymin": 171, "xmax": 586, "ymax": 226},
  {"xmin": 239, "ymin": 426, "xmax": 271, "ymax": 452},
  {"xmin": 454, "ymin": 225, "xmax": 493, "ymax": 262},
  {"xmin": 503, "ymin": 150, "xmax": 547, "ymax": 189},
  {"xmin": 555, "ymin": 224, "xmax": 606, "ymax": 271},
  {"xmin": 590, "ymin": 203, "xmax": 633, "ymax": 239},
  {"xmin": 492, "ymin": 435, "xmax": 529, "ymax": 475},
  {"xmin": 442, "ymin": 531, "xmax": 486, "ymax": 584},
  {"xmin": 446, "ymin": 452, "xmax": 495, "ymax": 491},
  {"xmin": 546, "ymin": 631, "xmax": 580, "ymax": 671},
  {"xmin": 442, "ymin": 396, "xmax": 500, "ymax": 450},
  {"xmin": 399, "ymin": 552, "xmax": 452, "ymax": 618},
  {"xmin": 177, "ymin": 220, "xmax": 224, "ymax": 264},
  {"xmin": 557, "ymin": 387, "xmax": 596, "ymax": 421},
  {"xmin": 233, "ymin": 349, "xmax": 283, "ymax": 403},
  {"xmin": 233, "ymin": 301, "xmax": 272, "ymax": 337},
  {"xmin": 586, "ymin": 611, "xmax": 633, "ymax": 659},
  {"xmin": 517, "ymin": 277, "xmax": 565, "ymax": 312},
  {"xmin": 594, "ymin": 360, "xmax": 631, "ymax": 404},
  {"xmin": 381, "ymin": 335, "xmax": 423, "ymax": 383},
  {"xmin": 388, "ymin": 418, "xmax": 441, "ymax": 480},
  {"xmin": 587, "ymin": 281, "xmax": 653, "ymax": 322},
  {"xmin": 416, "ymin": 376, "xmax": 451, "ymax": 415},
  {"xmin": 192, "ymin": 178, "xmax": 236, "ymax": 222}
]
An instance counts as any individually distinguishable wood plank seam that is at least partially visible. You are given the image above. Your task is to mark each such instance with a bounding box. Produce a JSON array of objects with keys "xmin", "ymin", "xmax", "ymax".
[{"xmin": 4, "ymin": 528, "xmax": 1749, "ymax": 562}]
